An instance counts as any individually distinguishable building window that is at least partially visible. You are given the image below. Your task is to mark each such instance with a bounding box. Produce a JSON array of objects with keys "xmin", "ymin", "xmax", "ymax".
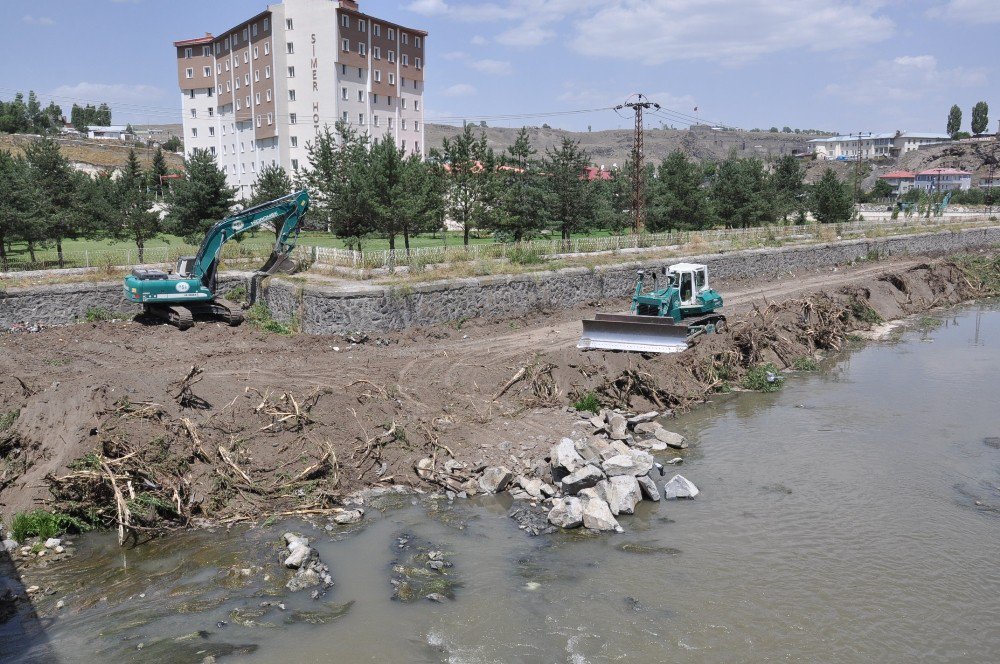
[
  {"xmin": 243, "ymin": 28, "xmax": 249, "ymax": 41},
  {"xmin": 387, "ymin": 96, "xmax": 392, "ymax": 105},
  {"xmin": 264, "ymin": 41, "xmax": 270, "ymax": 55},
  {"xmin": 203, "ymin": 45, "xmax": 211, "ymax": 57},
  {"xmin": 192, "ymin": 128, "xmax": 198, "ymax": 137},
  {"xmin": 267, "ymin": 112, "xmax": 273, "ymax": 125},
  {"xmin": 358, "ymin": 67, "xmax": 363, "ymax": 78},
  {"xmin": 208, "ymin": 106, "xmax": 214, "ymax": 115},
  {"xmin": 286, "ymin": 42, "xmax": 294, "ymax": 54},
  {"xmin": 210, "ymin": 146, "xmax": 216, "ymax": 155},
  {"xmin": 246, "ymin": 95, "xmax": 250, "ymax": 107},
  {"xmin": 226, "ymin": 81, "xmax": 231, "ymax": 92},
  {"xmin": 255, "ymin": 92, "xmax": 261, "ymax": 105},
  {"xmin": 217, "ymin": 63, "xmax": 222, "ymax": 75},
  {"xmin": 373, "ymin": 115, "xmax": 379, "ymax": 127},
  {"xmin": 203, "ymin": 66, "xmax": 211, "ymax": 77},
  {"xmin": 402, "ymin": 119, "xmax": 407, "ymax": 130},
  {"xmin": 265, "ymin": 65, "xmax": 271, "ymax": 79},
  {"xmin": 225, "ymin": 60, "xmax": 230, "ymax": 72},
  {"xmin": 402, "ymin": 33, "xmax": 409, "ymax": 45},
  {"xmin": 373, "ymin": 93, "xmax": 379, "ymax": 103},
  {"xmin": 234, "ymin": 56, "xmax": 240, "ymax": 68},
  {"xmin": 358, "ymin": 113, "xmax": 366, "ymax": 125},
  {"xmin": 374, "ymin": 70, "xmax": 381, "ymax": 83},
  {"xmin": 244, "ymin": 52, "xmax": 249, "ymax": 63},
  {"xmin": 291, "ymin": 158, "xmax": 299, "ymax": 170},
  {"xmin": 373, "ymin": 24, "xmax": 380, "ymax": 37},
  {"xmin": 286, "ymin": 18, "xmax": 293, "ymax": 30},
  {"xmin": 341, "ymin": 64, "xmax": 347, "ymax": 75},
  {"xmin": 402, "ymin": 54, "xmax": 408, "ymax": 66},
  {"xmin": 388, "ymin": 117, "xmax": 394, "ymax": 129},
  {"xmin": 253, "ymin": 23, "xmax": 258, "ymax": 37},
  {"xmin": 189, "ymin": 89, "xmax": 195, "ymax": 99},
  {"xmin": 207, "ymin": 87, "xmax": 213, "ymax": 97},
  {"xmin": 288, "ymin": 66, "xmax": 295, "ymax": 77},
  {"xmin": 388, "ymin": 73, "xmax": 395, "ymax": 85},
  {"xmin": 209, "ymin": 126, "xmax": 215, "ymax": 137},
  {"xmin": 185, "ymin": 68, "xmax": 194, "ymax": 78},
  {"xmin": 415, "ymin": 141, "xmax": 420, "ymax": 153},
  {"xmin": 401, "ymin": 98, "xmax": 406, "ymax": 109},
  {"xmin": 358, "ymin": 42, "xmax": 366, "ymax": 56},
  {"xmin": 415, "ymin": 57, "xmax": 421, "ymax": 70},
  {"xmin": 216, "ymin": 43, "xmax": 221, "ymax": 55},
  {"xmin": 263, "ymin": 17, "xmax": 269, "ymax": 31},
  {"xmin": 236, "ymin": 99, "xmax": 241, "ymax": 110},
  {"xmin": 414, "ymin": 121, "xmax": 420, "ymax": 131},
  {"xmin": 340, "ymin": 14, "xmax": 349, "ymax": 28},
  {"xmin": 290, "ymin": 113, "xmax": 297, "ymax": 124},
  {"xmin": 290, "ymin": 136, "xmax": 298, "ymax": 147},
  {"xmin": 342, "ymin": 111, "xmax": 349, "ymax": 122},
  {"xmin": 401, "ymin": 139, "xmax": 406, "ymax": 150},
  {"xmin": 388, "ymin": 50, "xmax": 395, "ymax": 63},
  {"xmin": 415, "ymin": 36, "xmax": 421, "ymax": 48},
  {"xmin": 342, "ymin": 38, "xmax": 349, "ymax": 52},
  {"xmin": 359, "ymin": 19, "xmax": 366, "ymax": 32},
  {"xmin": 358, "ymin": 89, "xmax": 364, "ymax": 102},
  {"xmin": 289, "ymin": 89, "xmax": 296, "ymax": 101},
  {"xmin": 373, "ymin": 46, "xmax": 381, "ymax": 59},
  {"xmin": 184, "ymin": 47, "xmax": 192, "ymax": 58},
  {"xmin": 253, "ymin": 46, "xmax": 258, "ymax": 59},
  {"xmin": 266, "ymin": 89, "xmax": 271, "ymax": 102},
  {"xmin": 414, "ymin": 99, "xmax": 419, "ymax": 110},
  {"xmin": 255, "ymin": 70, "xmax": 260, "ymax": 82},
  {"xmin": 190, "ymin": 109, "xmax": 197, "ymax": 118},
  {"xmin": 388, "ymin": 28, "xmax": 395, "ymax": 40},
  {"xmin": 342, "ymin": 87, "xmax": 348, "ymax": 100},
  {"xmin": 256, "ymin": 115, "xmax": 261, "ymax": 127},
  {"xmin": 223, "ymin": 144, "xmax": 227, "ymax": 155}
]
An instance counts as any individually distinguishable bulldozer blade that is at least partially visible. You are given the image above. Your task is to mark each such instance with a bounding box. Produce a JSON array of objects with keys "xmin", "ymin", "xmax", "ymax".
[{"xmin": 578, "ymin": 313, "xmax": 691, "ymax": 354}]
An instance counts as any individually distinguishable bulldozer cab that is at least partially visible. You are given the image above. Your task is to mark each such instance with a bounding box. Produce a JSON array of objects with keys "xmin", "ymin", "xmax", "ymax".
[{"xmin": 669, "ymin": 263, "xmax": 709, "ymax": 306}]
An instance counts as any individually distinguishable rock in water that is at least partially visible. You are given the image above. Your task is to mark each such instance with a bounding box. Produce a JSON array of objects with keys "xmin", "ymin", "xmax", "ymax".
[
  {"xmin": 637, "ymin": 475, "xmax": 661, "ymax": 501},
  {"xmin": 44, "ymin": 538, "xmax": 61, "ymax": 549},
  {"xmin": 518, "ymin": 477, "xmax": 545, "ymax": 500},
  {"xmin": 608, "ymin": 476, "xmax": 642, "ymax": 515},
  {"xmin": 551, "ymin": 438, "xmax": 585, "ymax": 474},
  {"xmin": 628, "ymin": 449, "xmax": 654, "ymax": 477},
  {"xmin": 560, "ymin": 464, "xmax": 605, "ymax": 495},
  {"xmin": 608, "ymin": 413, "xmax": 628, "ymax": 440},
  {"xmin": 654, "ymin": 428, "xmax": 687, "ymax": 449},
  {"xmin": 547, "ymin": 497, "xmax": 584, "ymax": 528},
  {"xmin": 1, "ymin": 540, "xmax": 17, "ymax": 553},
  {"xmin": 334, "ymin": 509, "xmax": 364, "ymax": 525},
  {"xmin": 602, "ymin": 454, "xmax": 638, "ymax": 477},
  {"xmin": 662, "ymin": 474, "xmax": 699, "ymax": 499},
  {"xmin": 478, "ymin": 466, "xmax": 514, "ymax": 494},
  {"xmin": 284, "ymin": 543, "xmax": 312, "ymax": 569},
  {"xmin": 582, "ymin": 498, "xmax": 623, "ymax": 532},
  {"xmin": 627, "ymin": 412, "xmax": 659, "ymax": 427}
]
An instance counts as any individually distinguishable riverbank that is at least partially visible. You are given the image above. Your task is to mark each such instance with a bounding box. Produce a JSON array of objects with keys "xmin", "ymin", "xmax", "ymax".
[{"xmin": 1, "ymin": 252, "xmax": 997, "ymax": 548}]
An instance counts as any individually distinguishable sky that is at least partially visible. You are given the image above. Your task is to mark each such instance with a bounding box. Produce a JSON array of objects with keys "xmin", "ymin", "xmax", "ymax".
[{"xmin": 1, "ymin": 0, "xmax": 997, "ymax": 135}]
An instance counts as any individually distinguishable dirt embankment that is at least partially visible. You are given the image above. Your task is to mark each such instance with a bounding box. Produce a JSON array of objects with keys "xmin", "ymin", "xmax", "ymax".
[{"xmin": 0, "ymin": 254, "xmax": 996, "ymax": 540}]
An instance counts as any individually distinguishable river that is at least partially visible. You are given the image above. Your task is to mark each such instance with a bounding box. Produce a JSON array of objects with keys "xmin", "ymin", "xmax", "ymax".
[{"xmin": 9, "ymin": 302, "xmax": 1000, "ymax": 663}]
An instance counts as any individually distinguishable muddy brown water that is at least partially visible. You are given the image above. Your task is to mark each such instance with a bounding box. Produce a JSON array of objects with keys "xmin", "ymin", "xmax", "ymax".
[{"xmin": 9, "ymin": 302, "xmax": 1000, "ymax": 663}]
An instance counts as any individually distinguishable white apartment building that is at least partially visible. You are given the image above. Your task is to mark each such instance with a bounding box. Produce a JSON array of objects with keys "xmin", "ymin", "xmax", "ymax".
[
  {"xmin": 174, "ymin": 0, "xmax": 426, "ymax": 199},
  {"xmin": 808, "ymin": 131, "xmax": 951, "ymax": 160}
]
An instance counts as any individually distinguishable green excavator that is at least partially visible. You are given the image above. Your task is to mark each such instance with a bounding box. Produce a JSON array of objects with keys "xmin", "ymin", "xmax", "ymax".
[
  {"xmin": 578, "ymin": 262, "xmax": 725, "ymax": 353},
  {"xmin": 123, "ymin": 190, "xmax": 310, "ymax": 330}
]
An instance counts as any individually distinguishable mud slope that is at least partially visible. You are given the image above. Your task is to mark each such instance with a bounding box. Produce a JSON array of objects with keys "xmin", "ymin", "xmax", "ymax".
[{"xmin": 0, "ymin": 256, "xmax": 995, "ymax": 535}]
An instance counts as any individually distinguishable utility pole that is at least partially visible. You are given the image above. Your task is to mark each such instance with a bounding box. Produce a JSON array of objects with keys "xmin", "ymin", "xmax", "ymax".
[
  {"xmin": 615, "ymin": 94, "xmax": 660, "ymax": 233},
  {"xmin": 850, "ymin": 132, "xmax": 872, "ymax": 215}
]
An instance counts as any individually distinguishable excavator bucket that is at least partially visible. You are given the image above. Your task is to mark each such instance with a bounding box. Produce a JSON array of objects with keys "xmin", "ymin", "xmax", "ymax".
[
  {"xmin": 578, "ymin": 313, "xmax": 691, "ymax": 354},
  {"xmin": 246, "ymin": 250, "xmax": 298, "ymax": 307}
]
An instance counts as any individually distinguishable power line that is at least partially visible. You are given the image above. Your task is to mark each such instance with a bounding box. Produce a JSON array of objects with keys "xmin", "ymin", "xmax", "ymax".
[{"xmin": 616, "ymin": 93, "xmax": 659, "ymax": 234}]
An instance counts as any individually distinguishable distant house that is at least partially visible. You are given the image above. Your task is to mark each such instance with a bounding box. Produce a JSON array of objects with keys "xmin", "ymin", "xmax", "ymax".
[
  {"xmin": 978, "ymin": 176, "xmax": 1000, "ymax": 190},
  {"xmin": 87, "ymin": 125, "xmax": 129, "ymax": 141},
  {"xmin": 808, "ymin": 131, "xmax": 951, "ymax": 160},
  {"xmin": 913, "ymin": 168, "xmax": 972, "ymax": 192},
  {"xmin": 878, "ymin": 171, "xmax": 915, "ymax": 195},
  {"xmin": 581, "ymin": 166, "xmax": 612, "ymax": 181}
]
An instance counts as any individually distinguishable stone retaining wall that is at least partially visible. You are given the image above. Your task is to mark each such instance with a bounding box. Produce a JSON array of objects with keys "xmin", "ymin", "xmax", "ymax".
[{"xmin": 3, "ymin": 227, "xmax": 997, "ymax": 332}]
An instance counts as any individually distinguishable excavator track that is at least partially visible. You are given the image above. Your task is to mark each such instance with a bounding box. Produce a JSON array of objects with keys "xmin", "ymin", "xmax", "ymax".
[{"xmin": 146, "ymin": 304, "xmax": 194, "ymax": 330}]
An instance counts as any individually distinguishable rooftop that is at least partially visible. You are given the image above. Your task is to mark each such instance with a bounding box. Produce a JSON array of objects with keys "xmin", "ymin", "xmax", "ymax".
[
  {"xmin": 879, "ymin": 171, "xmax": 915, "ymax": 179},
  {"xmin": 916, "ymin": 168, "xmax": 972, "ymax": 176}
]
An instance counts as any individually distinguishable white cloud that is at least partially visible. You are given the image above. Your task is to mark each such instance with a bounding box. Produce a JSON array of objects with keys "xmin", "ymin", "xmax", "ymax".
[
  {"xmin": 468, "ymin": 59, "xmax": 513, "ymax": 76},
  {"xmin": 407, "ymin": 0, "xmax": 449, "ymax": 15},
  {"xmin": 22, "ymin": 15, "xmax": 54, "ymax": 25},
  {"xmin": 822, "ymin": 54, "xmax": 986, "ymax": 104},
  {"xmin": 441, "ymin": 50, "xmax": 469, "ymax": 61},
  {"xmin": 570, "ymin": 0, "xmax": 894, "ymax": 65},
  {"xmin": 495, "ymin": 24, "xmax": 555, "ymax": 47},
  {"xmin": 407, "ymin": 0, "xmax": 507, "ymax": 21},
  {"xmin": 927, "ymin": 0, "xmax": 1000, "ymax": 22},
  {"xmin": 443, "ymin": 83, "xmax": 477, "ymax": 97},
  {"xmin": 470, "ymin": 35, "xmax": 488, "ymax": 45}
]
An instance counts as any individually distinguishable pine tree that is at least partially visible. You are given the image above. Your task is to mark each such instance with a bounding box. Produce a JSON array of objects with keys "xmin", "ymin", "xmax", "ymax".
[
  {"xmin": 810, "ymin": 168, "xmax": 854, "ymax": 224},
  {"xmin": 249, "ymin": 163, "xmax": 294, "ymax": 233},
  {"xmin": 167, "ymin": 148, "xmax": 237, "ymax": 244},
  {"xmin": 710, "ymin": 154, "xmax": 775, "ymax": 228},
  {"xmin": 647, "ymin": 151, "xmax": 715, "ymax": 231},
  {"xmin": 148, "ymin": 146, "xmax": 169, "ymax": 197},
  {"xmin": 771, "ymin": 155, "xmax": 806, "ymax": 222},
  {"xmin": 23, "ymin": 137, "xmax": 79, "ymax": 266},
  {"xmin": 947, "ymin": 105, "xmax": 963, "ymax": 137},
  {"xmin": 110, "ymin": 149, "xmax": 161, "ymax": 262},
  {"xmin": 971, "ymin": 101, "xmax": 989, "ymax": 135},
  {"xmin": 492, "ymin": 128, "xmax": 550, "ymax": 242},
  {"xmin": 437, "ymin": 124, "xmax": 498, "ymax": 246},
  {"xmin": 543, "ymin": 138, "xmax": 599, "ymax": 241},
  {"xmin": 368, "ymin": 134, "xmax": 407, "ymax": 251},
  {"xmin": 398, "ymin": 155, "xmax": 445, "ymax": 252},
  {"xmin": 0, "ymin": 151, "xmax": 41, "ymax": 270}
]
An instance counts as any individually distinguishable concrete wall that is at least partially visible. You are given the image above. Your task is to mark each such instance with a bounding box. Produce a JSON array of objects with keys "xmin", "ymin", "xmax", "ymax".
[{"xmin": 3, "ymin": 227, "xmax": 998, "ymax": 332}]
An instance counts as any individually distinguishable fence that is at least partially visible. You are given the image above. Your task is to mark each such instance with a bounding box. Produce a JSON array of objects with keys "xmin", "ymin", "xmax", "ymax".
[{"xmin": 2, "ymin": 214, "xmax": 997, "ymax": 276}]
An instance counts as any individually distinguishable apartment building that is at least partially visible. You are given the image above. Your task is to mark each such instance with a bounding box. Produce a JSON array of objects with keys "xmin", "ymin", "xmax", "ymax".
[
  {"xmin": 174, "ymin": 0, "xmax": 426, "ymax": 198},
  {"xmin": 808, "ymin": 132, "xmax": 951, "ymax": 160}
]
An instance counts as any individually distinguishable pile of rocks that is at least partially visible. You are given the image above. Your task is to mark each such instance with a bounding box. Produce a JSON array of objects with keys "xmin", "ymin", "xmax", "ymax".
[
  {"xmin": 469, "ymin": 409, "xmax": 700, "ymax": 533},
  {"xmin": 282, "ymin": 533, "xmax": 334, "ymax": 595}
]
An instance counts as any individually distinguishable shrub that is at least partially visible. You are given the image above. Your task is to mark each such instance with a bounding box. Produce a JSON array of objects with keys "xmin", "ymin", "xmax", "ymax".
[
  {"xmin": 848, "ymin": 298, "xmax": 883, "ymax": 324},
  {"xmin": 245, "ymin": 303, "xmax": 293, "ymax": 335},
  {"xmin": 225, "ymin": 284, "xmax": 248, "ymax": 303},
  {"xmin": 792, "ymin": 357, "xmax": 818, "ymax": 371},
  {"xmin": 10, "ymin": 510, "xmax": 89, "ymax": 542},
  {"xmin": 507, "ymin": 246, "xmax": 546, "ymax": 265},
  {"xmin": 741, "ymin": 363, "xmax": 784, "ymax": 392},
  {"xmin": 84, "ymin": 307, "xmax": 117, "ymax": 322},
  {"xmin": 573, "ymin": 391, "xmax": 602, "ymax": 413}
]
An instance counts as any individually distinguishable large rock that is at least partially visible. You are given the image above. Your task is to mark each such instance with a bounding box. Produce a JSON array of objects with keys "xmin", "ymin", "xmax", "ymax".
[
  {"xmin": 628, "ymin": 449, "xmax": 655, "ymax": 477},
  {"xmin": 518, "ymin": 476, "xmax": 545, "ymax": 500},
  {"xmin": 577, "ymin": 437, "xmax": 616, "ymax": 464},
  {"xmin": 633, "ymin": 421, "xmax": 661, "ymax": 435},
  {"xmin": 662, "ymin": 474, "xmax": 699, "ymax": 499},
  {"xmin": 551, "ymin": 438, "xmax": 585, "ymax": 474},
  {"xmin": 608, "ymin": 413, "xmax": 628, "ymax": 440},
  {"xmin": 334, "ymin": 509, "xmax": 363, "ymax": 525},
  {"xmin": 561, "ymin": 464, "xmax": 605, "ymax": 495},
  {"xmin": 284, "ymin": 542, "xmax": 312, "ymax": 569},
  {"xmin": 608, "ymin": 476, "xmax": 642, "ymax": 515},
  {"xmin": 582, "ymin": 498, "xmax": 622, "ymax": 532},
  {"xmin": 637, "ymin": 474, "xmax": 661, "ymax": 501},
  {"xmin": 478, "ymin": 466, "xmax": 514, "ymax": 494},
  {"xmin": 547, "ymin": 497, "xmax": 585, "ymax": 528},
  {"xmin": 3, "ymin": 540, "xmax": 19, "ymax": 553},
  {"xmin": 633, "ymin": 437, "xmax": 669, "ymax": 452},
  {"xmin": 602, "ymin": 454, "xmax": 638, "ymax": 477},
  {"xmin": 627, "ymin": 412, "xmax": 659, "ymax": 427},
  {"xmin": 654, "ymin": 428, "xmax": 687, "ymax": 449}
]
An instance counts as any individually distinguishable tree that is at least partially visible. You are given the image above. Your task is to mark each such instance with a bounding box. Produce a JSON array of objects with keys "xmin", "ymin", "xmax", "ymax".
[
  {"xmin": 249, "ymin": 163, "xmax": 294, "ymax": 232},
  {"xmin": 647, "ymin": 151, "xmax": 715, "ymax": 231},
  {"xmin": 148, "ymin": 146, "xmax": 169, "ymax": 197},
  {"xmin": 167, "ymin": 148, "xmax": 237, "ymax": 243},
  {"xmin": 0, "ymin": 151, "xmax": 41, "ymax": 270},
  {"xmin": 368, "ymin": 134, "xmax": 407, "ymax": 251},
  {"xmin": 397, "ymin": 155, "xmax": 445, "ymax": 252},
  {"xmin": 810, "ymin": 168, "xmax": 854, "ymax": 223},
  {"xmin": 162, "ymin": 136, "xmax": 183, "ymax": 152},
  {"xmin": 866, "ymin": 178, "xmax": 894, "ymax": 201},
  {"xmin": 437, "ymin": 124, "xmax": 498, "ymax": 246},
  {"xmin": 710, "ymin": 154, "xmax": 775, "ymax": 228},
  {"xmin": 771, "ymin": 155, "xmax": 806, "ymax": 222},
  {"xmin": 543, "ymin": 137, "xmax": 599, "ymax": 240},
  {"xmin": 492, "ymin": 128, "xmax": 550, "ymax": 241},
  {"xmin": 971, "ymin": 101, "xmax": 989, "ymax": 135},
  {"xmin": 947, "ymin": 104, "xmax": 962, "ymax": 137},
  {"xmin": 23, "ymin": 137, "xmax": 79, "ymax": 266},
  {"xmin": 108, "ymin": 149, "xmax": 161, "ymax": 262}
]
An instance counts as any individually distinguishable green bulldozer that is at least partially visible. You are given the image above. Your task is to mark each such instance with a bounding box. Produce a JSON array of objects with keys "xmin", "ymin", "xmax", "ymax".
[{"xmin": 578, "ymin": 262, "xmax": 726, "ymax": 354}]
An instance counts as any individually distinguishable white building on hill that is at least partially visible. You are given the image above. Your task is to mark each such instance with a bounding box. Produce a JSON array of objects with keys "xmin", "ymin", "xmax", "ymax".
[{"xmin": 809, "ymin": 131, "xmax": 951, "ymax": 160}]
